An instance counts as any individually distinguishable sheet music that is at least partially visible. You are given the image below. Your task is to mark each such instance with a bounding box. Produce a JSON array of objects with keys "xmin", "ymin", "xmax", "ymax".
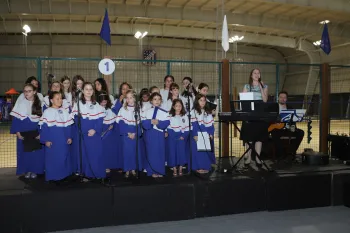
[
  {"xmin": 197, "ymin": 132, "xmax": 212, "ymax": 152},
  {"xmin": 280, "ymin": 109, "xmax": 306, "ymax": 122},
  {"xmin": 239, "ymin": 92, "xmax": 255, "ymax": 110}
]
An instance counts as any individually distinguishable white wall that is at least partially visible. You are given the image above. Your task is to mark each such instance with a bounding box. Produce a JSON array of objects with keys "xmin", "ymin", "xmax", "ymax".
[{"xmin": 0, "ymin": 35, "xmax": 285, "ymax": 95}]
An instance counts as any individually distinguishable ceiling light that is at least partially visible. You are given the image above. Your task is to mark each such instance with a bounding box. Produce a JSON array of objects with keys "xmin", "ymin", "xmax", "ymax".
[
  {"xmin": 319, "ymin": 20, "xmax": 330, "ymax": 24},
  {"xmin": 22, "ymin": 24, "xmax": 31, "ymax": 36},
  {"xmin": 134, "ymin": 31, "xmax": 148, "ymax": 39},
  {"xmin": 313, "ymin": 40, "xmax": 321, "ymax": 46},
  {"xmin": 229, "ymin": 35, "xmax": 244, "ymax": 43}
]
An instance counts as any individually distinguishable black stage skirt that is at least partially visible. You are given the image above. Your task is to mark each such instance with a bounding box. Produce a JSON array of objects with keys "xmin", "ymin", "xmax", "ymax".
[{"xmin": 240, "ymin": 121, "xmax": 269, "ymax": 143}]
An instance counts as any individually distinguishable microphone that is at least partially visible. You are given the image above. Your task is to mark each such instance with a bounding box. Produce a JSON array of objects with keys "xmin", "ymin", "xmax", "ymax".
[{"xmin": 259, "ymin": 80, "xmax": 264, "ymax": 89}]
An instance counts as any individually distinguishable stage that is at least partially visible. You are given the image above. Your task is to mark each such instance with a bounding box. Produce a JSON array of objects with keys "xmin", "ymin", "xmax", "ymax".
[{"xmin": 1, "ymin": 159, "xmax": 350, "ymax": 233}]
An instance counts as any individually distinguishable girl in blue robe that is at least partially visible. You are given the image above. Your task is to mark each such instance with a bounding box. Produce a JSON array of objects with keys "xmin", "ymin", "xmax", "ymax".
[
  {"xmin": 142, "ymin": 92, "xmax": 170, "ymax": 178},
  {"xmin": 43, "ymin": 81, "xmax": 70, "ymax": 112},
  {"xmin": 10, "ymin": 84, "xmax": 44, "ymax": 179},
  {"xmin": 167, "ymin": 99, "xmax": 189, "ymax": 176},
  {"xmin": 198, "ymin": 83, "xmax": 217, "ymax": 164},
  {"xmin": 117, "ymin": 90, "xmax": 143, "ymax": 178},
  {"xmin": 98, "ymin": 93, "xmax": 118, "ymax": 173},
  {"xmin": 39, "ymin": 91, "xmax": 73, "ymax": 181},
  {"xmin": 71, "ymin": 82, "xmax": 106, "ymax": 179},
  {"xmin": 111, "ymin": 82, "xmax": 132, "ymax": 171},
  {"xmin": 190, "ymin": 94, "xmax": 215, "ymax": 174}
]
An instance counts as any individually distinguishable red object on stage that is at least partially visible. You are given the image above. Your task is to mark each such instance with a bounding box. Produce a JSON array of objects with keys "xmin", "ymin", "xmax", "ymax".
[{"xmin": 5, "ymin": 88, "xmax": 19, "ymax": 95}]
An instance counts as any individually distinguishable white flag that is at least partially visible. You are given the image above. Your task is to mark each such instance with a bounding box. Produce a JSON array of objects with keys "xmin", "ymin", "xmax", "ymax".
[{"xmin": 221, "ymin": 15, "xmax": 229, "ymax": 52}]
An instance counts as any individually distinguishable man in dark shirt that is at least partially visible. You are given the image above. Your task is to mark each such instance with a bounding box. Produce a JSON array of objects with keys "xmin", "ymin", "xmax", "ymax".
[{"xmin": 270, "ymin": 91, "xmax": 305, "ymax": 159}]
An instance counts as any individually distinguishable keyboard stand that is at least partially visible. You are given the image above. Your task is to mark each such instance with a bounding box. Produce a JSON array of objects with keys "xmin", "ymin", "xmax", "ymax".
[{"xmin": 228, "ymin": 122, "xmax": 272, "ymax": 173}]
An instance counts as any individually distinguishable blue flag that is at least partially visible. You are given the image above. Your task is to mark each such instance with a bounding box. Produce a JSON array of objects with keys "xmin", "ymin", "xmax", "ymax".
[
  {"xmin": 320, "ymin": 23, "xmax": 331, "ymax": 55},
  {"xmin": 100, "ymin": 9, "xmax": 111, "ymax": 45}
]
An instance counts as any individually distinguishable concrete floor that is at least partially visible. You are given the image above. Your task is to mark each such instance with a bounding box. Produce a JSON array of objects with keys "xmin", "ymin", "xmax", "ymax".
[{"xmin": 54, "ymin": 206, "xmax": 350, "ymax": 233}]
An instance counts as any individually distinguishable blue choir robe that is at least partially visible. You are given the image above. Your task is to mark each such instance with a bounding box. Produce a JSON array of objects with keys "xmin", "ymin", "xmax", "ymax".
[
  {"xmin": 111, "ymin": 99, "xmax": 124, "ymax": 169},
  {"xmin": 117, "ymin": 106, "xmax": 143, "ymax": 172},
  {"xmin": 101, "ymin": 108, "xmax": 119, "ymax": 170},
  {"xmin": 190, "ymin": 109, "xmax": 215, "ymax": 171},
  {"xmin": 39, "ymin": 107, "xmax": 73, "ymax": 181},
  {"xmin": 140, "ymin": 102, "xmax": 151, "ymax": 170},
  {"xmin": 167, "ymin": 115, "xmax": 189, "ymax": 167},
  {"xmin": 72, "ymin": 101, "xmax": 106, "ymax": 178},
  {"xmin": 142, "ymin": 106, "xmax": 170, "ymax": 176},
  {"xmin": 43, "ymin": 96, "xmax": 71, "ymax": 113},
  {"xmin": 10, "ymin": 97, "xmax": 45, "ymax": 175}
]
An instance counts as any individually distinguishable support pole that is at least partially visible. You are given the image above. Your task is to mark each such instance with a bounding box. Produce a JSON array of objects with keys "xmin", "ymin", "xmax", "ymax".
[
  {"xmin": 221, "ymin": 59, "xmax": 230, "ymax": 157},
  {"xmin": 320, "ymin": 63, "xmax": 330, "ymax": 153}
]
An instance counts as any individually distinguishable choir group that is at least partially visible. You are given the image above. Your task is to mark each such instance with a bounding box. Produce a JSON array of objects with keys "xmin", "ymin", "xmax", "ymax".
[{"xmin": 10, "ymin": 75, "xmax": 216, "ymax": 182}]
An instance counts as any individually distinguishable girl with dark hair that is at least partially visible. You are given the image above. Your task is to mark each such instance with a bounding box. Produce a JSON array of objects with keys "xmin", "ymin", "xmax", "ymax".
[
  {"xmin": 241, "ymin": 68, "xmax": 268, "ymax": 168},
  {"xmin": 98, "ymin": 92, "xmax": 119, "ymax": 173},
  {"xmin": 43, "ymin": 81, "xmax": 70, "ymax": 112},
  {"xmin": 161, "ymin": 83, "xmax": 180, "ymax": 112},
  {"xmin": 94, "ymin": 78, "xmax": 115, "ymax": 103},
  {"xmin": 110, "ymin": 82, "xmax": 133, "ymax": 173},
  {"xmin": 39, "ymin": 91, "xmax": 73, "ymax": 182},
  {"xmin": 142, "ymin": 92, "xmax": 170, "ymax": 178},
  {"xmin": 198, "ymin": 82, "xmax": 217, "ymax": 116},
  {"xmin": 112, "ymin": 82, "xmax": 132, "ymax": 115},
  {"xmin": 71, "ymin": 75, "xmax": 85, "ymax": 106},
  {"xmin": 61, "ymin": 75, "xmax": 72, "ymax": 106},
  {"xmin": 139, "ymin": 88, "xmax": 151, "ymax": 112},
  {"xmin": 116, "ymin": 90, "xmax": 143, "ymax": 177},
  {"xmin": 167, "ymin": 99, "xmax": 188, "ymax": 176},
  {"xmin": 181, "ymin": 77, "xmax": 197, "ymax": 112},
  {"xmin": 189, "ymin": 94, "xmax": 215, "ymax": 174},
  {"xmin": 71, "ymin": 82, "xmax": 106, "ymax": 179},
  {"xmin": 160, "ymin": 75, "xmax": 175, "ymax": 102},
  {"xmin": 18, "ymin": 76, "xmax": 44, "ymax": 102},
  {"xmin": 10, "ymin": 84, "xmax": 44, "ymax": 179}
]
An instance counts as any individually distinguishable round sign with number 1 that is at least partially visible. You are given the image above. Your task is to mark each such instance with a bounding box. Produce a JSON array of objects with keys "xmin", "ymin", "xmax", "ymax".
[{"xmin": 98, "ymin": 58, "xmax": 115, "ymax": 75}]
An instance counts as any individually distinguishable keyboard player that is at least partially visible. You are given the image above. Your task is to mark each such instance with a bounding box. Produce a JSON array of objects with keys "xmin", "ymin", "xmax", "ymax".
[
  {"xmin": 240, "ymin": 68, "xmax": 269, "ymax": 168},
  {"xmin": 269, "ymin": 91, "xmax": 305, "ymax": 159}
]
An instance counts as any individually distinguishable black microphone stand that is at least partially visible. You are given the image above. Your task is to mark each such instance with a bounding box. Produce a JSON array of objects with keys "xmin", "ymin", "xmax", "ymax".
[
  {"xmin": 134, "ymin": 101, "xmax": 141, "ymax": 180},
  {"xmin": 185, "ymin": 90, "xmax": 193, "ymax": 175},
  {"xmin": 75, "ymin": 90, "xmax": 84, "ymax": 182}
]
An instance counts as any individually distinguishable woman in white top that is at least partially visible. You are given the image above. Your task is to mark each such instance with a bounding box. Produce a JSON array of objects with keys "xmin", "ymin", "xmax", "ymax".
[
  {"xmin": 240, "ymin": 68, "xmax": 268, "ymax": 168},
  {"xmin": 160, "ymin": 75, "xmax": 175, "ymax": 102},
  {"xmin": 161, "ymin": 83, "xmax": 180, "ymax": 112},
  {"xmin": 61, "ymin": 75, "xmax": 72, "ymax": 106},
  {"xmin": 94, "ymin": 78, "xmax": 115, "ymax": 103},
  {"xmin": 180, "ymin": 77, "xmax": 197, "ymax": 112}
]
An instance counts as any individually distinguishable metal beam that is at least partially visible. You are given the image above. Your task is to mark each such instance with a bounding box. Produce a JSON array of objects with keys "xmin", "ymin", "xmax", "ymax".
[
  {"xmin": 3, "ymin": 1, "xmax": 348, "ymax": 39},
  {"xmin": 0, "ymin": 20, "xmax": 297, "ymax": 48},
  {"xmin": 6, "ymin": 0, "xmax": 11, "ymax": 13},
  {"xmin": 245, "ymin": 0, "xmax": 350, "ymax": 14}
]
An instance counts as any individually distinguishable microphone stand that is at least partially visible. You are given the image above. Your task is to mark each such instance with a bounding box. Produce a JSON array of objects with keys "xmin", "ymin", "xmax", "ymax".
[
  {"xmin": 134, "ymin": 102, "xmax": 141, "ymax": 180},
  {"xmin": 185, "ymin": 90, "xmax": 193, "ymax": 175},
  {"xmin": 76, "ymin": 90, "xmax": 84, "ymax": 182}
]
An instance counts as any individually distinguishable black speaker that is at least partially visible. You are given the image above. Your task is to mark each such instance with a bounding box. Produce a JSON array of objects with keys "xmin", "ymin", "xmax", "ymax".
[
  {"xmin": 328, "ymin": 135, "xmax": 350, "ymax": 160},
  {"xmin": 344, "ymin": 182, "xmax": 350, "ymax": 208},
  {"xmin": 267, "ymin": 173, "xmax": 331, "ymax": 211},
  {"xmin": 113, "ymin": 184, "xmax": 195, "ymax": 225}
]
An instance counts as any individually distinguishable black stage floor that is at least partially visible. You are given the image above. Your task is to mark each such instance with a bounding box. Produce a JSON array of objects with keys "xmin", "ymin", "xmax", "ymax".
[{"xmin": 1, "ymin": 158, "xmax": 350, "ymax": 233}]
